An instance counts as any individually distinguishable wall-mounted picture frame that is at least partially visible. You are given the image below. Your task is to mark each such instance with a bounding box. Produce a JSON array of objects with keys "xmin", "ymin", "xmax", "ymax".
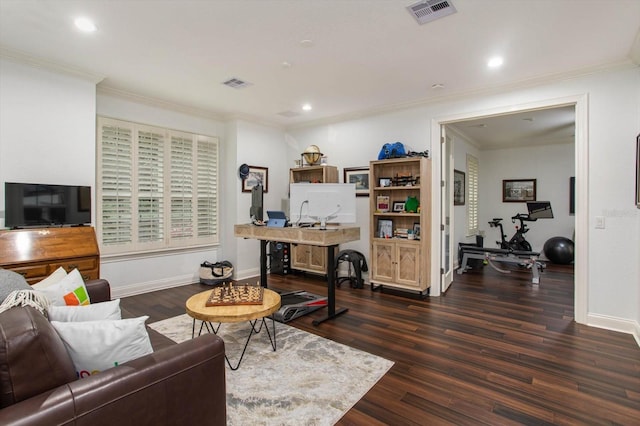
[
  {"xmin": 392, "ymin": 201, "xmax": 405, "ymax": 212},
  {"xmin": 636, "ymin": 133, "xmax": 640, "ymax": 208},
  {"xmin": 242, "ymin": 165, "xmax": 269, "ymax": 193},
  {"xmin": 454, "ymin": 169, "xmax": 465, "ymax": 206},
  {"xmin": 377, "ymin": 219, "xmax": 393, "ymax": 238},
  {"xmin": 344, "ymin": 167, "xmax": 370, "ymax": 196},
  {"xmin": 502, "ymin": 178, "xmax": 536, "ymax": 202},
  {"xmin": 379, "ymin": 177, "xmax": 392, "ymax": 188}
]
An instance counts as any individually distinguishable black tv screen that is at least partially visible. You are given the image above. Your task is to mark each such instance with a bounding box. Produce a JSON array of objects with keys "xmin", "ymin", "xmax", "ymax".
[{"xmin": 5, "ymin": 182, "xmax": 91, "ymax": 228}]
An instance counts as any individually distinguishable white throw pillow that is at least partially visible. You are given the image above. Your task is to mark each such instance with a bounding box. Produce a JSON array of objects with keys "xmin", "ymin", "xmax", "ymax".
[
  {"xmin": 47, "ymin": 299, "xmax": 121, "ymax": 322},
  {"xmin": 32, "ymin": 267, "xmax": 68, "ymax": 290},
  {"xmin": 51, "ymin": 316, "xmax": 153, "ymax": 378},
  {"xmin": 38, "ymin": 269, "xmax": 90, "ymax": 306}
]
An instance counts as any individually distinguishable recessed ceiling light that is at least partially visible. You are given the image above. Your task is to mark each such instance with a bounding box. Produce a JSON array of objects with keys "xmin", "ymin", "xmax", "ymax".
[
  {"xmin": 302, "ymin": 104, "xmax": 312, "ymax": 111},
  {"xmin": 431, "ymin": 83, "xmax": 445, "ymax": 89},
  {"xmin": 282, "ymin": 61, "xmax": 292, "ymax": 68},
  {"xmin": 487, "ymin": 56, "xmax": 504, "ymax": 68},
  {"xmin": 300, "ymin": 39, "xmax": 314, "ymax": 48},
  {"xmin": 74, "ymin": 17, "xmax": 97, "ymax": 33}
]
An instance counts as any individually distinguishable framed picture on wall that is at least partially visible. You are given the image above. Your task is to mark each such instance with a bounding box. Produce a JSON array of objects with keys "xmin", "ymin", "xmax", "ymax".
[
  {"xmin": 502, "ymin": 179, "xmax": 536, "ymax": 202},
  {"xmin": 454, "ymin": 169, "xmax": 465, "ymax": 205},
  {"xmin": 242, "ymin": 165, "xmax": 269, "ymax": 193},
  {"xmin": 344, "ymin": 167, "xmax": 370, "ymax": 196}
]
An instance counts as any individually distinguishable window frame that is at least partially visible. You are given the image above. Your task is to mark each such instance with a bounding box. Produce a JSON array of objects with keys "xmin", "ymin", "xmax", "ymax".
[{"xmin": 96, "ymin": 116, "xmax": 219, "ymax": 255}]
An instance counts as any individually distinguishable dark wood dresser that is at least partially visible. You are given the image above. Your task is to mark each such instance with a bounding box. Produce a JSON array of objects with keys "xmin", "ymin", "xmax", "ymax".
[{"xmin": 0, "ymin": 227, "xmax": 100, "ymax": 284}]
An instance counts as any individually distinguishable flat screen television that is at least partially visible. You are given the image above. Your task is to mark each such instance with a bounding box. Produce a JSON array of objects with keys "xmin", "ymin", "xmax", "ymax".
[
  {"xmin": 4, "ymin": 182, "xmax": 91, "ymax": 228},
  {"xmin": 289, "ymin": 183, "xmax": 356, "ymax": 229}
]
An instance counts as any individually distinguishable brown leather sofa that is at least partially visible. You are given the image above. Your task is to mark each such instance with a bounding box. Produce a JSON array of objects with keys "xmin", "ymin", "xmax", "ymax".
[{"xmin": 0, "ymin": 279, "xmax": 226, "ymax": 425}]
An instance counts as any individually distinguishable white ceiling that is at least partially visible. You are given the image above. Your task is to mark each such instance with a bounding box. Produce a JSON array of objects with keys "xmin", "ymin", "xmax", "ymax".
[{"xmin": 1, "ymin": 0, "xmax": 639, "ymax": 132}]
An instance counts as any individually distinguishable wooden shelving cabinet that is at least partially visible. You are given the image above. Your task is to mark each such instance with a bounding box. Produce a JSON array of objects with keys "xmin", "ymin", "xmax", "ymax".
[
  {"xmin": 289, "ymin": 165, "xmax": 338, "ymax": 184},
  {"xmin": 369, "ymin": 157, "xmax": 431, "ymax": 294},
  {"xmin": 0, "ymin": 227, "xmax": 100, "ymax": 284},
  {"xmin": 289, "ymin": 165, "xmax": 339, "ymax": 274}
]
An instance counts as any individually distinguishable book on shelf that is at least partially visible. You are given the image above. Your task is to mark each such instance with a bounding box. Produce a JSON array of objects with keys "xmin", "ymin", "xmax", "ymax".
[{"xmin": 376, "ymin": 195, "xmax": 390, "ymax": 212}]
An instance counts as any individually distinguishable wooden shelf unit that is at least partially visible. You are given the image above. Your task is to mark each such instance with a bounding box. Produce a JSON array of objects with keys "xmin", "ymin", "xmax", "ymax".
[
  {"xmin": 289, "ymin": 165, "xmax": 339, "ymax": 274},
  {"xmin": 369, "ymin": 157, "xmax": 431, "ymax": 294},
  {"xmin": 0, "ymin": 227, "xmax": 100, "ymax": 284}
]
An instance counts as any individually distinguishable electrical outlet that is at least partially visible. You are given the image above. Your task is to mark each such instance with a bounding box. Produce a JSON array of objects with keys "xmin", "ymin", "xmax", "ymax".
[{"xmin": 595, "ymin": 216, "xmax": 605, "ymax": 229}]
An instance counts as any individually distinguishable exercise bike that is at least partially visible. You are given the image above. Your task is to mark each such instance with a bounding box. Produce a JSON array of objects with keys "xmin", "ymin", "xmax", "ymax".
[{"xmin": 488, "ymin": 213, "xmax": 536, "ymax": 252}]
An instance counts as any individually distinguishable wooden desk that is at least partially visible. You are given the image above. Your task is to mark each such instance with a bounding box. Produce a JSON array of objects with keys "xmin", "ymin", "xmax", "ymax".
[{"xmin": 234, "ymin": 224, "xmax": 360, "ymax": 325}]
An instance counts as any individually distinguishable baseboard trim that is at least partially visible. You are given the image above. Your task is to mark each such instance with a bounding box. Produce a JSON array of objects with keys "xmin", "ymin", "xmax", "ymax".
[
  {"xmin": 587, "ymin": 313, "xmax": 640, "ymax": 347},
  {"xmin": 111, "ymin": 274, "xmax": 197, "ymax": 299}
]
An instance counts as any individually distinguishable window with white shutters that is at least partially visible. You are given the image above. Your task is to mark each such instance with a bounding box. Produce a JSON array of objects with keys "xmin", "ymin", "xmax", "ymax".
[
  {"xmin": 466, "ymin": 154, "xmax": 479, "ymax": 236},
  {"xmin": 97, "ymin": 117, "xmax": 219, "ymax": 254}
]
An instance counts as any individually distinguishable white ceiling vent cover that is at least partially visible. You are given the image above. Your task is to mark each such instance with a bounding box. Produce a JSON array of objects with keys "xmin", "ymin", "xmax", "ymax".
[
  {"xmin": 222, "ymin": 78, "xmax": 253, "ymax": 89},
  {"xmin": 407, "ymin": 0, "xmax": 457, "ymax": 25}
]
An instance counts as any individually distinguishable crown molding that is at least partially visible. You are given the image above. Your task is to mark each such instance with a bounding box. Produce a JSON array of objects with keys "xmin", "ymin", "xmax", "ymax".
[
  {"xmin": 0, "ymin": 46, "xmax": 104, "ymax": 84},
  {"xmin": 286, "ymin": 60, "xmax": 636, "ymax": 131}
]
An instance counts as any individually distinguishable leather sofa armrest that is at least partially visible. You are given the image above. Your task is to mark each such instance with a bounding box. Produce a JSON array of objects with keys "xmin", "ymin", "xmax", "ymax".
[
  {"xmin": 85, "ymin": 279, "xmax": 111, "ymax": 303},
  {"xmin": 0, "ymin": 334, "xmax": 226, "ymax": 426}
]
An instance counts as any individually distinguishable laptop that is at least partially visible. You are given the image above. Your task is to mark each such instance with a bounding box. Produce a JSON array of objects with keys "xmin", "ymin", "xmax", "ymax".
[{"xmin": 266, "ymin": 211, "xmax": 287, "ymax": 228}]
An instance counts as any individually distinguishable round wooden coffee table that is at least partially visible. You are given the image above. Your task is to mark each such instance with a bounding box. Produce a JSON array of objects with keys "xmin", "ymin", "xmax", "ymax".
[{"xmin": 185, "ymin": 288, "xmax": 281, "ymax": 370}]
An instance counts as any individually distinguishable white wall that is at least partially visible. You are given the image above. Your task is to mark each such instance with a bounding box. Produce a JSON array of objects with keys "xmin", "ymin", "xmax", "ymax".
[
  {"xmin": 0, "ymin": 59, "xmax": 97, "ymax": 227},
  {"xmin": 287, "ymin": 66, "xmax": 640, "ymax": 337},
  {"xmin": 479, "ymin": 143, "xmax": 575, "ymax": 254},
  {"xmin": 230, "ymin": 120, "xmax": 289, "ymax": 281}
]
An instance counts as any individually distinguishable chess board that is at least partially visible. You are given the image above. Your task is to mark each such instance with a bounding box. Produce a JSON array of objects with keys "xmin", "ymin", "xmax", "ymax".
[{"xmin": 205, "ymin": 284, "xmax": 264, "ymax": 306}]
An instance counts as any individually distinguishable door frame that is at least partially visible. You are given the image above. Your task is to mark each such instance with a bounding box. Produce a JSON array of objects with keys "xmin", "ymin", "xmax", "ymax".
[{"xmin": 429, "ymin": 94, "xmax": 588, "ymax": 325}]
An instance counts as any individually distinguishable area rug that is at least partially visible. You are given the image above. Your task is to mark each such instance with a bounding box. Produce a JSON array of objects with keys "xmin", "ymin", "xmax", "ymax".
[{"xmin": 149, "ymin": 314, "xmax": 393, "ymax": 426}]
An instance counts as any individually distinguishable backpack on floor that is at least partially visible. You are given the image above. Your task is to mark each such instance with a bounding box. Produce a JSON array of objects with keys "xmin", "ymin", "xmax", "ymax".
[{"xmin": 199, "ymin": 261, "xmax": 233, "ymax": 285}]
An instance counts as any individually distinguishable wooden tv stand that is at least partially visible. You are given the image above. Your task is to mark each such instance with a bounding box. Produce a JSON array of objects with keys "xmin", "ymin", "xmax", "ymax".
[{"xmin": 0, "ymin": 227, "xmax": 100, "ymax": 284}]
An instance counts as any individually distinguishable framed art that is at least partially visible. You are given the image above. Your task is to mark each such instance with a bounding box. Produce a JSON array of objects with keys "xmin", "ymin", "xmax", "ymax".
[
  {"xmin": 344, "ymin": 167, "xmax": 370, "ymax": 196},
  {"xmin": 454, "ymin": 169, "xmax": 465, "ymax": 206},
  {"xmin": 379, "ymin": 177, "xmax": 392, "ymax": 188},
  {"xmin": 376, "ymin": 195, "xmax": 390, "ymax": 212},
  {"xmin": 242, "ymin": 165, "xmax": 269, "ymax": 193},
  {"xmin": 502, "ymin": 179, "xmax": 536, "ymax": 202},
  {"xmin": 377, "ymin": 219, "xmax": 393, "ymax": 238},
  {"xmin": 393, "ymin": 201, "xmax": 405, "ymax": 212},
  {"xmin": 413, "ymin": 222, "xmax": 421, "ymax": 237}
]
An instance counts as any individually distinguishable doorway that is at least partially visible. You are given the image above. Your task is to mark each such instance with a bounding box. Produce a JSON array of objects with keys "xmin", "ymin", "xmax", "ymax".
[{"xmin": 430, "ymin": 95, "xmax": 588, "ymax": 324}]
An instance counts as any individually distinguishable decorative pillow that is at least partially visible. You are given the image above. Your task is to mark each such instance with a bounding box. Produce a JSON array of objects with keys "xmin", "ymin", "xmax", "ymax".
[
  {"xmin": 38, "ymin": 269, "xmax": 90, "ymax": 306},
  {"xmin": 47, "ymin": 299, "xmax": 121, "ymax": 322},
  {"xmin": 32, "ymin": 267, "xmax": 68, "ymax": 290},
  {"xmin": 51, "ymin": 316, "xmax": 153, "ymax": 378},
  {"xmin": 0, "ymin": 268, "xmax": 31, "ymax": 304}
]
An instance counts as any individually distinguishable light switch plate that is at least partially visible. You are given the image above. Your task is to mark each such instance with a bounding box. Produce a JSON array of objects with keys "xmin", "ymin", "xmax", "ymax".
[{"xmin": 595, "ymin": 216, "xmax": 605, "ymax": 229}]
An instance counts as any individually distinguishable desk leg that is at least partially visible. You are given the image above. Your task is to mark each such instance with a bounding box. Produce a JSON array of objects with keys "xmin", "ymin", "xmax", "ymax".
[
  {"xmin": 260, "ymin": 239, "xmax": 268, "ymax": 288},
  {"xmin": 313, "ymin": 244, "xmax": 348, "ymax": 325}
]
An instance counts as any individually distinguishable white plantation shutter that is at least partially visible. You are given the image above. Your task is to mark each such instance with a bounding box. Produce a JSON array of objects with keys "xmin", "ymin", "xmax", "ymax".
[
  {"xmin": 137, "ymin": 128, "xmax": 165, "ymax": 243},
  {"xmin": 196, "ymin": 137, "xmax": 218, "ymax": 237},
  {"xmin": 466, "ymin": 154, "xmax": 479, "ymax": 236},
  {"xmin": 170, "ymin": 134, "xmax": 194, "ymax": 240},
  {"xmin": 99, "ymin": 120, "xmax": 133, "ymax": 247},
  {"xmin": 97, "ymin": 117, "xmax": 219, "ymax": 254}
]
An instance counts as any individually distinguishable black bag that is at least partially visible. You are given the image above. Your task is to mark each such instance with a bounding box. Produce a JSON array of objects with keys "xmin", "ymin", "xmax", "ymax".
[{"xmin": 199, "ymin": 261, "xmax": 233, "ymax": 285}]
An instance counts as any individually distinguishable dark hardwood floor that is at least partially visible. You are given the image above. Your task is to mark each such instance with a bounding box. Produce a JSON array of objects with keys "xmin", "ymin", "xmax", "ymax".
[{"xmin": 121, "ymin": 263, "xmax": 640, "ymax": 425}]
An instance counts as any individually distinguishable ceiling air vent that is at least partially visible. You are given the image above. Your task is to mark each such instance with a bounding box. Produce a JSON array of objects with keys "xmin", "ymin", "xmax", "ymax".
[
  {"xmin": 407, "ymin": 0, "xmax": 457, "ymax": 25},
  {"xmin": 222, "ymin": 78, "xmax": 252, "ymax": 89},
  {"xmin": 277, "ymin": 110, "xmax": 300, "ymax": 118}
]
